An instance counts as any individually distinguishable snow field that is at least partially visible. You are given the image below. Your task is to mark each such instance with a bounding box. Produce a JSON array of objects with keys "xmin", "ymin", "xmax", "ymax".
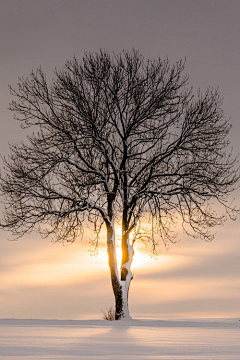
[{"xmin": 0, "ymin": 319, "xmax": 239, "ymax": 359}]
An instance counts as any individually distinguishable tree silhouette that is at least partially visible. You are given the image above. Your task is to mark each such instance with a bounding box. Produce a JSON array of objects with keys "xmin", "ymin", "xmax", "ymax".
[{"xmin": 0, "ymin": 50, "xmax": 239, "ymax": 319}]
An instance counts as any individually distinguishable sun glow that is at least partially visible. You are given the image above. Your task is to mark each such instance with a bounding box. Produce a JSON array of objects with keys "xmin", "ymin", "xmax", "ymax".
[
  {"xmin": 115, "ymin": 245, "xmax": 146, "ymax": 270},
  {"xmin": 132, "ymin": 247, "xmax": 147, "ymax": 269},
  {"xmin": 114, "ymin": 224, "xmax": 148, "ymax": 270}
]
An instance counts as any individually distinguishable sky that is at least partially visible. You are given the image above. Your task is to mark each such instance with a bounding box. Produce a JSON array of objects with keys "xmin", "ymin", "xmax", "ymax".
[{"xmin": 0, "ymin": 0, "xmax": 240, "ymax": 320}]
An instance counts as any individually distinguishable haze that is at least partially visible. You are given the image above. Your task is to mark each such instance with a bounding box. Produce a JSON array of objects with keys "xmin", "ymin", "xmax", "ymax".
[{"xmin": 0, "ymin": 0, "xmax": 239, "ymax": 320}]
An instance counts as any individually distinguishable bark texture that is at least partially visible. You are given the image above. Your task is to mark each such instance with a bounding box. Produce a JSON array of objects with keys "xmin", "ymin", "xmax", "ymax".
[{"xmin": 107, "ymin": 223, "xmax": 134, "ymax": 319}]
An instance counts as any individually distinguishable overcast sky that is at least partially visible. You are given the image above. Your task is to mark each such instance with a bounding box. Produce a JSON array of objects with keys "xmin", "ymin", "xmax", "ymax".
[{"xmin": 0, "ymin": 0, "xmax": 239, "ymax": 320}]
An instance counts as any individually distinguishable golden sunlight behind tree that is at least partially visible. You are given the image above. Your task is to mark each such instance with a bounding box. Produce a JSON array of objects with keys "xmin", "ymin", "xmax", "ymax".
[{"xmin": 0, "ymin": 50, "xmax": 239, "ymax": 319}]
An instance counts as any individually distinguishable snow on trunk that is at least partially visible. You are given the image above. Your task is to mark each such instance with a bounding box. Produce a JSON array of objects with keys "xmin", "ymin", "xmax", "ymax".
[
  {"xmin": 106, "ymin": 220, "xmax": 134, "ymax": 320},
  {"xmin": 120, "ymin": 235, "xmax": 134, "ymax": 320}
]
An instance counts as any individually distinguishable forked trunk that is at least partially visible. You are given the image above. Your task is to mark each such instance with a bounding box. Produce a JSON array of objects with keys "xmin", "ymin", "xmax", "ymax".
[{"xmin": 107, "ymin": 222, "xmax": 134, "ymax": 320}]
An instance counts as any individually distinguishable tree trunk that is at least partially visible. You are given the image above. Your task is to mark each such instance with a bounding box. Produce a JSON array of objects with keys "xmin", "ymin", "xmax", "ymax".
[
  {"xmin": 120, "ymin": 232, "xmax": 134, "ymax": 319},
  {"xmin": 106, "ymin": 222, "xmax": 134, "ymax": 320}
]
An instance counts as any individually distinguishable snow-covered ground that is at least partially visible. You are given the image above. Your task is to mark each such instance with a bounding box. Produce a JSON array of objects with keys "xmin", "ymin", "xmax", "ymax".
[{"xmin": 0, "ymin": 318, "xmax": 239, "ymax": 359}]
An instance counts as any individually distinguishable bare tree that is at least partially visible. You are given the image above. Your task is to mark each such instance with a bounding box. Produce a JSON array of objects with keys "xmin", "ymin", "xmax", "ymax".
[{"xmin": 0, "ymin": 50, "xmax": 239, "ymax": 319}]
